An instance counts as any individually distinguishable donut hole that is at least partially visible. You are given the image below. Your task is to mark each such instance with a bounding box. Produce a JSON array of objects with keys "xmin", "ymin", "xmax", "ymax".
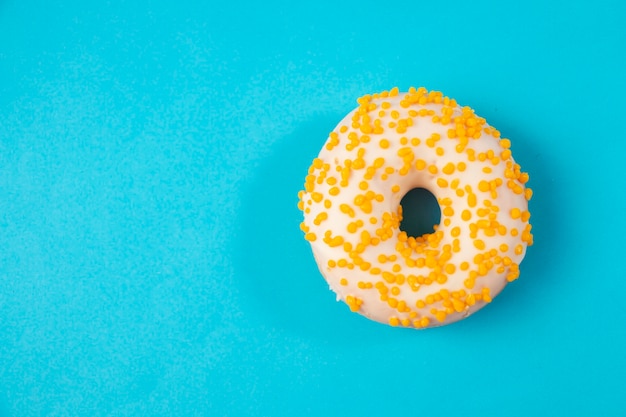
[{"xmin": 399, "ymin": 187, "xmax": 441, "ymax": 238}]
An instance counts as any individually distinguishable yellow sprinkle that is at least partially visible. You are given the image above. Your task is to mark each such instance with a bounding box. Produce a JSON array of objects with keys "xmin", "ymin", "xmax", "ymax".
[
  {"xmin": 328, "ymin": 236, "xmax": 344, "ymax": 247},
  {"xmin": 340, "ymin": 204, "xmax": 356, "ymax": 217},
  {"xmin": 452, "ymin": 299, "xmax": 465, "ymax": 313},
  {"xmin": 525, "ymin": 188, "xmax": 533, "ymax": 201},
  {"xmin": 474, "ymin": 239, "xmax": 486, "ymax": 250},
  {"xmin": 442, "ymin": 163, "xmax": 455, "ymax": 175},
  {"xmin": 312, "ymin": 158, "xmax": 323, "ymax": 169},
  {"xmin": 313, "ymin": 212, "xmax": 328, "ymax": 225},
  {"xmin": 435, "ymin": 311, "xmax": 447, "ymax": 323}
]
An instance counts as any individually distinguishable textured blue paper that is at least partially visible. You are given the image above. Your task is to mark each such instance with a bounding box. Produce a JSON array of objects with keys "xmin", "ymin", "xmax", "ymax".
[{"xmin": 1, "ymin": 0, "xmax": 626, "ymax": 416}]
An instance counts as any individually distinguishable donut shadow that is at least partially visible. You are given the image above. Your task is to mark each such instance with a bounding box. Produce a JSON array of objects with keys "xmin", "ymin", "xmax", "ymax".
[{"xmin": 236, "ymin": 115, "xmax": 389, "ymax": 343}]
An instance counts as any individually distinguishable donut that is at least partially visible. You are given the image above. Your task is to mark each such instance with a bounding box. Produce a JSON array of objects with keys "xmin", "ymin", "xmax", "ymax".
[{"xmin": 298, "ymin": 87, "xmax": 533, "ymax": 328}]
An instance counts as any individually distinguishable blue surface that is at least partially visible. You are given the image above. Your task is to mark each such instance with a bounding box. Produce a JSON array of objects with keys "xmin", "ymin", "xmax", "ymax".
[{"xmin": 1, "ymin": 0, "xmax": 626, "ymax": 416}]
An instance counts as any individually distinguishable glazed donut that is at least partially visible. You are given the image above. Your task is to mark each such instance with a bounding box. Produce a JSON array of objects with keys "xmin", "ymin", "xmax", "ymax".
[{"xmin": 298, "ymin": 87, "xmax": 533, "ymax": 328}]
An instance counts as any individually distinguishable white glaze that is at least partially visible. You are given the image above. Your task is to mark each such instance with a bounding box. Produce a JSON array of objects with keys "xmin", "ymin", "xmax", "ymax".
[{"xmin": 301, "ymin": 91, "xmax": 532, "ymax": 328}]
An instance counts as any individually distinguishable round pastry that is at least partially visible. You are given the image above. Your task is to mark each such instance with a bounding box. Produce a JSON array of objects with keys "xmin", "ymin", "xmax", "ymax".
[{"xmin": 298, "ymin": 87, "xmax": 533, "ymax": 328}]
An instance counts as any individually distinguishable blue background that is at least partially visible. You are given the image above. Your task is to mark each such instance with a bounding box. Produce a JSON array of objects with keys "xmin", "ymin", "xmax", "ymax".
[{"xmin": 1, "ymin": 0, "xmax": 625, "ymax": 416}]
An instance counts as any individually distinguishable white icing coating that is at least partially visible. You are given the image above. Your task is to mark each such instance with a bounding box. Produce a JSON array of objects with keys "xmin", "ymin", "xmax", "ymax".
[{"xmin": 300, "ymin": 89, "xmax": 532, "ymax": 328}]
